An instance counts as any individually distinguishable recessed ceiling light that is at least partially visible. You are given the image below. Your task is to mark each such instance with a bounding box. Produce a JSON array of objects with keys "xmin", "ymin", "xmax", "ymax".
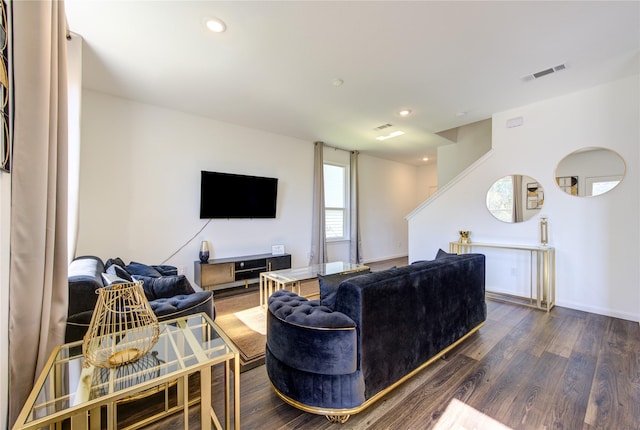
[
  {"xmin": 205, "ymin": 17, "xmax": 227, "ymax": 33},
  {"xmin": 376, "ymin": 130, "xmax": 405, "ymax": 141},
  {"xmin": 399, "ymin": 109, "xmax": 412, "ymax": 117},
  {"xmin": 422, "ymin": 157, "xmax": 429, "ymax": 162},
  {"xmin": 332, "ymin": 78, "xmax": 344, "ymax": 87}
]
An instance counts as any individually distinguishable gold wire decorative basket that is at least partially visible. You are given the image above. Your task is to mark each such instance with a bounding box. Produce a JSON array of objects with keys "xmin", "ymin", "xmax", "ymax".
[{"xmin": 82, "ymin": 281, "xmax": 160, "ymax": 368}]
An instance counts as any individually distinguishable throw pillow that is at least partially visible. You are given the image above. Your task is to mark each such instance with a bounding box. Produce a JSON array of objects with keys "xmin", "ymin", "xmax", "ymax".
[
  {"xmin": 104, "ymin": 257, "xmax": 127, "ymax": 271},
  {"xmin": 318, "ymin": 269, "xmax": 371, "ymax": 308},
  {"xmin": 132, "ymin": 274, "xmax": 195, "ymax": 301},
  {"xmin": 435, "ymin": 248, "xmax": 458, "ymax": 259},
  {"xmin": 126, "ymin": 261, "xmax": 163, "ymax": 278},
  {"xmin": 152, "ymin": 265, "xmax": 178, "ymax": 276},
  {"xmin": 101, "ymin": 272, "xmax": 130, "ymax": 285},
  {"xmin": 105, "ymin": 264, "xmax": 133, "ymax": 282}
]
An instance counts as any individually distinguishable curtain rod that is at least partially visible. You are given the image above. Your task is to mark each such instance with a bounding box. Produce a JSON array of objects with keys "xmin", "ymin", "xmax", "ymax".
[{"xmin": 315, "ymin": 141, "xmax": 358, "ymax": 154}]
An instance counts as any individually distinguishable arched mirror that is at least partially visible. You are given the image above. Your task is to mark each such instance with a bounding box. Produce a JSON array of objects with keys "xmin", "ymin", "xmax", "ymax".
[
  {"xmin": 486, "ymin": 174, "xmax": 544, "ymax": 223},
  {"xmin": 555, "ymin": 147, "xmax": 625, "ymax": 197}
]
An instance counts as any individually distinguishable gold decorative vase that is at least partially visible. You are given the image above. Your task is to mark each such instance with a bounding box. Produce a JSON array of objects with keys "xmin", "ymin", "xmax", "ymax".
[
  {"xmin": 83, "ymin": 281, "xmax": 159, "ymax": 368},
  {"xmin": 458, "ymin": 231, "xmax": 471, "ymax": 244}
]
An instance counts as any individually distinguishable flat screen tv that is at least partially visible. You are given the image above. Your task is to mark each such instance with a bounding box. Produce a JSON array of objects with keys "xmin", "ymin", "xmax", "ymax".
[{"xmin": 200, "ymin": 171, "xmax": 278, "ymax": 219}]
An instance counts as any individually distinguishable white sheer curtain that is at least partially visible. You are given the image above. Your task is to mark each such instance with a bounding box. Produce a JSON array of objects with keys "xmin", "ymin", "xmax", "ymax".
[
  {"xmin": 349, "ymin": 151, "xmax": 362, "ymax": 264},
  {"xmin": 8, "ymin": 1, "xmax": 69, "ymax": 425},
  {"xmin": 309, "ymin": 141, "xmax": 327, "ymax": 264}
]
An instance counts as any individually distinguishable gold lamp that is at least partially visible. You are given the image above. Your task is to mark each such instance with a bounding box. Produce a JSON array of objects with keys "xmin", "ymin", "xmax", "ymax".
[{"xmin": 82, "ymin": 281, "xmax": 159, "ymax": 368}]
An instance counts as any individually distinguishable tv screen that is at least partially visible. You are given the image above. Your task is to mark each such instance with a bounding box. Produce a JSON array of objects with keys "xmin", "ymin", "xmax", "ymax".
[{"xmin": 200, "ymin": 171, "xmax": 278, "ymax": 219}]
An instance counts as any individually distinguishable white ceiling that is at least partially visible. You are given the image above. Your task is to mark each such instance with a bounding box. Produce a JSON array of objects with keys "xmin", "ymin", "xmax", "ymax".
[{"xmin": 64, "ymin": 1, "xmax": 639, "ymax": 166}]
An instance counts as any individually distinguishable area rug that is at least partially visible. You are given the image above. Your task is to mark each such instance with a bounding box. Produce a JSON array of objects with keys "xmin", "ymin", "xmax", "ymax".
[
  {"xmin": 213, "ymin": 282, "xmax": 320, "ymax": 371},
  {"xmin": 215, "ymin": 307, "xmax": 266, "ymax": 371},
  {"xmin": 233, "ymin": 306, "xmax": 266, "ymax": 335}
]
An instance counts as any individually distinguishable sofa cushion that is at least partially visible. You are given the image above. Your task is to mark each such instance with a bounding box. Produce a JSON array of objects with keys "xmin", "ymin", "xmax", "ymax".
[
  {"xmin": 126, "ymin": 261, "xmax": 163, "ymax": 278},
  {"xmin": 132, "ymin": 274, "xmax": 195, "ymax": 301},
  {"xmin": 148, "ymin": 291, "xmax": 215, "ymax": 320},
  {"xmin": 318, "ymin": 268, "xmax": 370, "ymax": 308}
]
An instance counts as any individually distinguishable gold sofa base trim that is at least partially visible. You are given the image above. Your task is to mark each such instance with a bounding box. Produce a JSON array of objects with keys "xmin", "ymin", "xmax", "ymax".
[{"xmin": 270, "ymin": 321, "xmax": 485, "ymax": 423}]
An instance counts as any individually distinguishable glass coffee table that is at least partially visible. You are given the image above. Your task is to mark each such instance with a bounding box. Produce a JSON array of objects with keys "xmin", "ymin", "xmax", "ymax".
[
  {"xmin": 259, "ymin": 261, "xmax": 369, "ymax": 308},
  {"xmin": 12, "ymin": 313, "xmax": 240, "ymax": 430}
]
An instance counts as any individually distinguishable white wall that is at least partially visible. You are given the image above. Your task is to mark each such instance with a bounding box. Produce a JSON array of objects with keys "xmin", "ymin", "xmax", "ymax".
[
  {"xmin": 77, "ymin": 91, "xmax": 314, "ymax": 281},
  {"xmin": 437, "ymin": 119, "xmax": 492, "ymax": 187},
  {"xmin": 416, "ymin": 162, "xmax": 438, "ymax": 202},
  {"xmin": 77, "ymin": 91, "xmax": 414, "ymax": 284},
  {"xmin": 408, "ymin": 75, "xmax": 640, "ymax": 322},
  {"xmin": 0, "ymin": 173, "xmax": 10, "ymax": 429},
  {"xmin": 359, "ymin": 154, "xmax": 417, "ymax": 262}
]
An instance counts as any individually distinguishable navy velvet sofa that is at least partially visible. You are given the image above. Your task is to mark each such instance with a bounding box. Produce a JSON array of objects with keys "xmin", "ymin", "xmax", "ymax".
[
  {"xmin": 65, "ymin": 255, "xmax": 215, "ymax": 343},
  {"xmin": 266, "ymin": 252, "xmax": 486, "ymax": 422}
]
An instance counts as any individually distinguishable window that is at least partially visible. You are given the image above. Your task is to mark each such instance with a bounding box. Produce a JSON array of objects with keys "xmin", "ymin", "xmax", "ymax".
[
  {"xmin": 486, "ymin": 176, "xmax": 513, "ymax": 223},
  {"xmin": 586, "ymin": 175, "xmax": 622, "ymax": 197},
  {"xmin": 324, "ymin": 163, "xmax": 347, "ymax": 240}
]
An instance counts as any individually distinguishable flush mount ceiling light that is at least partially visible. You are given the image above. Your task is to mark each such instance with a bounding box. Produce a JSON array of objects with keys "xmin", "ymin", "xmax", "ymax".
[
  {"xmin": 376, "ymin": 130, "xmax": 405, "ymax": 141},
  {"xmin": 205, "ymin": 17, "xmax": 227, "ymax": 33},
  {"xmin": 398, "ymin": 109, "xmax": 412, "ymax": 117}
]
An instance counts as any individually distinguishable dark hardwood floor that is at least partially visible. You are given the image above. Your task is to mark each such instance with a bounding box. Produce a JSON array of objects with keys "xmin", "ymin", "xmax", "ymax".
[{"xmin": 120, "ymin": 258, "xmax": 640, "ymax": 429}]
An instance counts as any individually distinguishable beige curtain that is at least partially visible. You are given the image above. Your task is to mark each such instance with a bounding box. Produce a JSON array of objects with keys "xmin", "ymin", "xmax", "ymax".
[
  {"xmin": 309, "ymin": 141, "xmax": 327, "ymax": 264},
  {"xmin": 349, "ymin": 151, "xmax": 362, "ymax": 264},
  {"xmin": 8, "ymin": 1, "xmax": 69, "ymax": 426},
  {"xmin": 66, "ymin": 32, "xmax": 82, "ymax": 263},
  {"xmin": 512, "ymin": 174, "xmax": 523, "ymax": 223}
]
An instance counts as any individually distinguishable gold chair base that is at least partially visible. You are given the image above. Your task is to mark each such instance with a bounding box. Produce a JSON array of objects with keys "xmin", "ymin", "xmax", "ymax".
[
  {"xmin": 270, "ymin": 321, "xmax": 484, "ymax": 422},
  {"xmin": 326, "ymin": 415, "xmax": 351, "ymax": 423}
]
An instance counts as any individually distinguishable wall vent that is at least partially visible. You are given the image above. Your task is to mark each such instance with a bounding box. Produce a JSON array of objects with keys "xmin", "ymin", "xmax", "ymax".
[{"xmin": 522, "ymin": 63, "xmax": 567, "ymax": 82}]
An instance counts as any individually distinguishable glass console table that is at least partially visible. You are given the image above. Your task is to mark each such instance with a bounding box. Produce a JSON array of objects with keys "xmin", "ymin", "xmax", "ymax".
[
  {"xmin": 450, "ymin": 241, "xmax": 555, "ymax": 312},
  {"xmin": 13, "ymin": 313, "xmax": 240, "ymax": 430},
  {"xmin": 259, "ymin": 261, "xmax": 369, "ymax": 308}
]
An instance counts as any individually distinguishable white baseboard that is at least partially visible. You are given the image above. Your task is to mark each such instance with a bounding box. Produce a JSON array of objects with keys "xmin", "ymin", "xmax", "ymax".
[
  {"xmin": 555, "ymin": 299, "xmax": 639, "ymax": 323},
  {"xmin": 363, "ymin": 254, "xmax": 409, "ymax": 265}
]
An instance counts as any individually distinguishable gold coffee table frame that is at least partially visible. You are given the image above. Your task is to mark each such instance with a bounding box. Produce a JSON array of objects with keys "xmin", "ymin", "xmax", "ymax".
[
  {"xmin": 13, "ymin": 313, "xmax": 240, "ymax": 430},
  {"xmin": 260, "ymin": 261, "xmax": 369, "ymax": 309}
]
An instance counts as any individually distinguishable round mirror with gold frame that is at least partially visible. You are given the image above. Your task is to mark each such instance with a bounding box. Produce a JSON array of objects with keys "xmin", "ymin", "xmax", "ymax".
[
  {"xmin": 555, "ymin": 147, "xmax": 625, "ymax": 197},
  {"xmin": 486, "ymin": 174, "xmax": 544, "ymax": 223}
]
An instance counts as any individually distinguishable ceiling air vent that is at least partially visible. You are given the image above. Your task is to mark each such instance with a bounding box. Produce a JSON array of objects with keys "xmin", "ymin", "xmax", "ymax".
[
  {"xmin": 374, "ymin": 123, "xmax": 393, "ymax": 131},
  {"xmin": 522, "ymin": 63, "xmax": 567, "ymax": 82}
]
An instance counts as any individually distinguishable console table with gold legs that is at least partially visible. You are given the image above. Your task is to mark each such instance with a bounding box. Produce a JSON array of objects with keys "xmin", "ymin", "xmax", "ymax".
[{"xmin": 449, "ymin": 241, "xmax": 555, "ymax": 312}]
